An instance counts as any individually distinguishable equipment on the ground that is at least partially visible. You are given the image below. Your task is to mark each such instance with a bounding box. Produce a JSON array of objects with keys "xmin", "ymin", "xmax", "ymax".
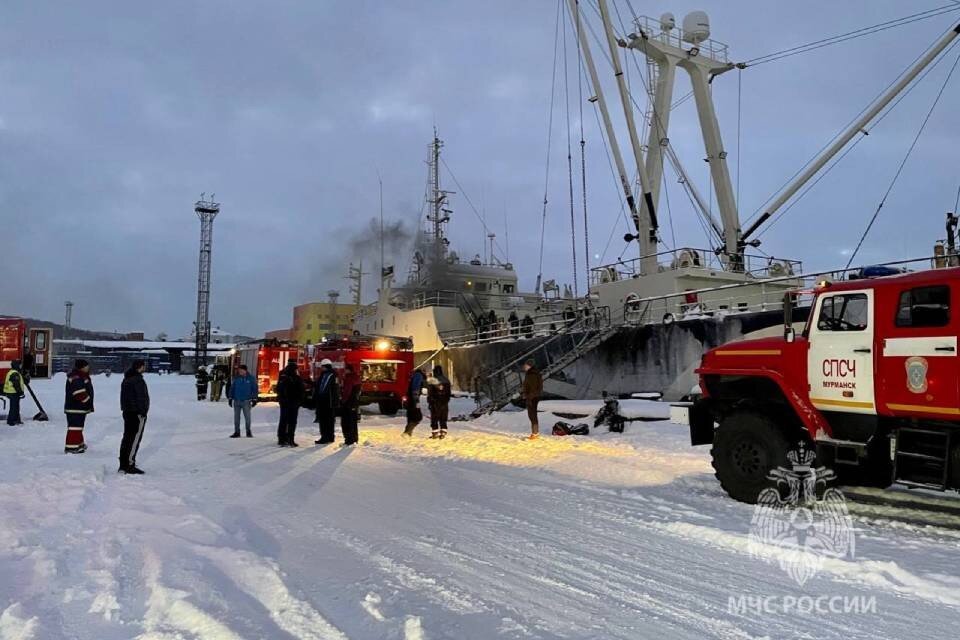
[
  {"xmin": 685, "ymin": 266, "xmax": 960, "ymax": 503},
  {"xmin": 24, "ymin": 383, "xmax": 49, "ymax": 422},
  {"xmin": 594, "ymin": 392, "xmax": 625, "ymax": 433},
  {"xmin": 552, "ymin": 421, "xmax": 590, "ymax": 436}
]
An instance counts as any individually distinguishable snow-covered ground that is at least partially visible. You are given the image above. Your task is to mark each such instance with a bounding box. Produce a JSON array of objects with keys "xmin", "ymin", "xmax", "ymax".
[{"xmin": 2, "ymin": 374, "xmax": 959, "ymax": 639}]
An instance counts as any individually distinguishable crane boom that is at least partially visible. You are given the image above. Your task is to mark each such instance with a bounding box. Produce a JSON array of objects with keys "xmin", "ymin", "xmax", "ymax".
[{"xmin": 743, "ymin": 22, "xmax": 960, "ymax": 242}]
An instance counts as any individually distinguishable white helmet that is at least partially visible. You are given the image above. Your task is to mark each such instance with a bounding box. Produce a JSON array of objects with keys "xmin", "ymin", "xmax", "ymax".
[{"xmin": 320, "ymin": 358, "xmax": 333, "ymax": 366}]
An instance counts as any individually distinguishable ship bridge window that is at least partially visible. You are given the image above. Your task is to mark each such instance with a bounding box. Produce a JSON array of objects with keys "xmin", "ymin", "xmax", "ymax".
[
  {"xmin": 896, "ymin": 285, "xmax": 950, "ymax": 328},
  {"xmin": 502, "ymin": 284, "xmax": 515, "ymax": 294},
  {"xmin": 817, "ymin": 293, "xmax": 868, "ymax": 332}
]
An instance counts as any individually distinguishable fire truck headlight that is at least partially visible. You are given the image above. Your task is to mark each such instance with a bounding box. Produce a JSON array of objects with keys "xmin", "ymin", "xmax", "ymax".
[{"xmin": 376, "ymin": 339, "xmax": 390, "ymax": 352}]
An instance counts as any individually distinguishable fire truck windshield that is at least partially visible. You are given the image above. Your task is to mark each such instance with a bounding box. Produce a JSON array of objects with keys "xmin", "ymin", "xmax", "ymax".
[{"xmin": 360, "ymin": 360, "xmax": 402, "ymax": 383}]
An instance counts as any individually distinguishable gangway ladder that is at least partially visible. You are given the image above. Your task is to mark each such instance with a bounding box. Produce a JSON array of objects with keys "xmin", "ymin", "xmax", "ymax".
[
  {"xmin": 456, "ymin": 291, "xmax": 487, "ymax": 329},
  {"xmin": 893, "ymin": 427, "xmax": 953, "ymax": 490},
  {"xmin": 467, "ymin": 307, "xmax": 617, "ymax": 418}
]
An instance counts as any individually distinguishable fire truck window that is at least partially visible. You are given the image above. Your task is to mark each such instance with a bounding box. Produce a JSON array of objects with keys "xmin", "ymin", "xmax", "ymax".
[
  {"xmin": 895, "ymin": 285, "xmax": 950, "ymax": 328},
  {"xmin": 361, "ymin": 362, "xmax": 397, "ymax": 383},
  {"xmin": 817, "ymin": 294, "xmax": 868, "ymax": 332}
]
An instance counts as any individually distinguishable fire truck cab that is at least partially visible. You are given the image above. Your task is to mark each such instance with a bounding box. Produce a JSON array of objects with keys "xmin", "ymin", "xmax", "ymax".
[
  {"xmin": 304, "ymin": 334, "xmax": 413, "ymax": 416},
  {"xmin": 688, "ymin": 267, "xmax": 960, "ymax": 503}
]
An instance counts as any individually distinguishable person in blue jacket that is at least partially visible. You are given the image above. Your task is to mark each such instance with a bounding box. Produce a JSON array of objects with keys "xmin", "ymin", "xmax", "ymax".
[
  {"xmin": 227, "ymin": 364, "xmax": 258, "ymax": 438},
  {"xmin": 402, "ymin": 365, "xmax": 427, "ymax": 437}
]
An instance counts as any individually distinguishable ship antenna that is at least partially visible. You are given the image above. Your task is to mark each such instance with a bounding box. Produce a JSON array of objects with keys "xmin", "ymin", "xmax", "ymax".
[{"xmin": 378, "ymin": 169, "xmax": 385, "ymax": 280}]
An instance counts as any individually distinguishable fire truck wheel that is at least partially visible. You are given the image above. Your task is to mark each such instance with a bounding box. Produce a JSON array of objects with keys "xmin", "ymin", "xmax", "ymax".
[
  {"xmin": 711, "ymin": 411, "xmax": 794, "ymax": 504},
  {"xmin": 378, "ymin": 401, "xmax": 401, "ymax": 416}
]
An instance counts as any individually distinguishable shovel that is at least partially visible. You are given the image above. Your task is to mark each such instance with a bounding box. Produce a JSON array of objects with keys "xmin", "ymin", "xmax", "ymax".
[{"xmin": 24, "ymin": 382, "xmax": 49, "ymax": 422}]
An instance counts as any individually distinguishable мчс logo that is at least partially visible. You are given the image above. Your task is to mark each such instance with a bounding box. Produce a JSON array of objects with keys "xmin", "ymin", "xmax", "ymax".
[{"xmin": 747, "ymin": 442, "xmax": 855, "ymax": 586}]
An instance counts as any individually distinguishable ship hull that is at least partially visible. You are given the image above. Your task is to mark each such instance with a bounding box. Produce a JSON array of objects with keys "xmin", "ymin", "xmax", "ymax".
[{"xmin": 443, "ymin": 307, "xmax": 810, "ymax": 402}]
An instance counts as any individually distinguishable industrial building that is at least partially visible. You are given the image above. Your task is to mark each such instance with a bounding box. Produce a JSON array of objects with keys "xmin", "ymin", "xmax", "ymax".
[{"xmin": 292, "ymin": 301, "xmax": 358, "ymax": 343}]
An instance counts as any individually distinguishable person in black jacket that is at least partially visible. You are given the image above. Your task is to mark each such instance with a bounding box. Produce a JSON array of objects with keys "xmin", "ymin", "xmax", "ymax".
[
  {"xmin": 195, "ymin": 366, "xmax": 210, "ymax": 401},
  {"xmin": 339, "ymin": 363, "xmax": 362, "ymax": 446},
  {"xmin": 118, "ymin": 359, "xmax": 150, "ymax": 474},
  {"xmin": 312, "ymin": 359, "xmax": 339, "ymax": 445},
  {"xmin": 427, "ymin": 365, "xmax": 452, "ymax": 439},
  {"xmin": 276, "ymin": 361, "xmax": 304, "ymax": 447}
]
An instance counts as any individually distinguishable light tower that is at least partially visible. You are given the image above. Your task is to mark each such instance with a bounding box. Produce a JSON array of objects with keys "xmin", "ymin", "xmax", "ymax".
[
  {"xmin": 193, "ymin": 194, "xmax": 220, "ymax": 369},
  {"xmin": 64, "ymin": 301, "xmax": 73, "ymax": 338}
]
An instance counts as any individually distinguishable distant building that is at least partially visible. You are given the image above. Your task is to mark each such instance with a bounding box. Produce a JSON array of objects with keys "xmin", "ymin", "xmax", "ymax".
[
  {"xmin": 184, "ymin": 325, "xmax": 254, "ymax": 345},
  {"xmin": 265, "ymin": 328, "xmax": 293, "ymax": 341},
  {"xmin": 54, "ymin": 338, "xmax": 235, "ymax": 374},
  {"xmin": 291, "ymin": 302, "xmax": 359, "ymax": 345}
]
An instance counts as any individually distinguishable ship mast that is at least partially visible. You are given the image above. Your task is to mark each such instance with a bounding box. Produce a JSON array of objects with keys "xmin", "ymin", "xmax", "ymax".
[{"xmin": 426, "ymin": 131, "xmax": 452, "ymax": 267}]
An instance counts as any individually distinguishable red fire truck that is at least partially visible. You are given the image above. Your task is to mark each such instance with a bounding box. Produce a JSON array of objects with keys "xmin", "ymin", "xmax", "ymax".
[
  {"xmin": 231, "ymin": 340, "xmax": 302, "ymax": 401},
  {"xmin": 0, "ymin": 318, "xmax": 26, "ymax": 382},
  {"xmin": 686, "ymin": 267, "xmax": 960, "ymax": 503},
  {"xmin": 303, "ymin": 334, "xmax": 414, "ymax": 415}
]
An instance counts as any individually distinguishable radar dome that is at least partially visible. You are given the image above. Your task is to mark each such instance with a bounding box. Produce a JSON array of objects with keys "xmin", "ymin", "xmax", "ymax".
[
  {"xmin": 659, "ymin": 12, "xmax": 675, "ymax": 32},
  {"xmin": 681, "ymin": 11, "xmax": 710, "ymax": 44}
]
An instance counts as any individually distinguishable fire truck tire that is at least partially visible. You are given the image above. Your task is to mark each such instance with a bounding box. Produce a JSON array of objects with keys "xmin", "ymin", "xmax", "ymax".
[
  {"xmin": 378, "ymin": 401, "xmax": 401, "ymax": 416},
  {"xmin": 711, "ymin": 411, "xmax": 794, "ymax": 504}
]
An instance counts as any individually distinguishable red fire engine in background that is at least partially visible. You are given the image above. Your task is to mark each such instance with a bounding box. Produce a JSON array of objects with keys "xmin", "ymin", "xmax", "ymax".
[
  {"xmin": 303, "ymin": 334, "xmax": 414, "ymax": 416},
  {"xmin": 231, "ymin": 335, "xmax": 414, "ymax": 415},
  {"xmin": 0, "ymin": 318, "xmax": 26, "ymax": 382},
  {"xmin": 230, "ymin": 340, "xmax": 301, "ymax": 400}
]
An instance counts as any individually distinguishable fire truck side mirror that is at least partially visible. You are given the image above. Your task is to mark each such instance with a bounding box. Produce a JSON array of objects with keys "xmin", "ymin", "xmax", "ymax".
[{"xmin": 783, "ymin": 292, "xmax": 795, "ymax": 342}]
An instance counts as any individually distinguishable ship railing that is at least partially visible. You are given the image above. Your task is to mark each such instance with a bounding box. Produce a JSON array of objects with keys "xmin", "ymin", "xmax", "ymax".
[
  {"xmin": 618, "ymin": 255, "xmax": 945, "ymax": 326},
  {"xmin": 440, "ymin": 304, "xmax": 607, "ymax": 348},
  {"xmin": 590, "ymin": 248, "xmax": 803, "ymax": 287},
  {"xmin": 390, "ymin": 289, "xmax": 548, "ymax": 312},
  {"xmin": 633, "ymin": 15, "xmax": 730, "ymax": 63}
]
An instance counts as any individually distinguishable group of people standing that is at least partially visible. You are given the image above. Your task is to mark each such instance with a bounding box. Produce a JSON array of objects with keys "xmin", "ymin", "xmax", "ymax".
[
  {"xmin": 58, "ymin": 358, "xmax": 149, "ymax": 474},
  {"xmin": 401, "ymin": 364, "xmax": 453, "ymax": 439},
  {"xmin": 476, "ymin": 310, "xmax": 536, "ymax": 341},
  {"xmin": 219, "ymin": 359, "xmax": 364, "ymax": 448},
  {"xmin": 194, "ymin": 364, "xmax": 229, "ymax": 402},
  {"xmin": 21, "ymin": 353, "xmax": 544, "ymax": 473},
  {"xmin": 400, "ymin": 361, "xmax": 541, "ymax": 440},
  {"xmin": 310, "ymin": 359, "xmax": 361, "ymax": 446}
]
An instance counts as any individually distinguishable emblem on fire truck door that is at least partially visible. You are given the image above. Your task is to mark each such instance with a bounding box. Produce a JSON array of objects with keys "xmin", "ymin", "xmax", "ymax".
[{"xmin": 905, "ymin": 356, "xmax": 929, "ymax": 394}]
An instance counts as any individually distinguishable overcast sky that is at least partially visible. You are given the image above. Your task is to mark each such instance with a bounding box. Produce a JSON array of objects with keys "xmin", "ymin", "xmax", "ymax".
[{"xmin": 3, "ymin": 1, "xmax": 960, "ymax": 337}]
